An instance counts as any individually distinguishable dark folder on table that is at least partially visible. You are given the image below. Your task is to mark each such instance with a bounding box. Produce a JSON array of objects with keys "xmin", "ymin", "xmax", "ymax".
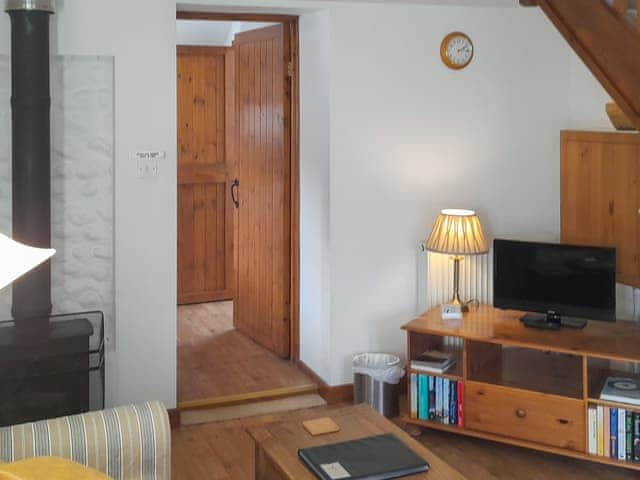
[{"xmin": 298, "ymin": 433, "xmax": 429, "ymax": 480}]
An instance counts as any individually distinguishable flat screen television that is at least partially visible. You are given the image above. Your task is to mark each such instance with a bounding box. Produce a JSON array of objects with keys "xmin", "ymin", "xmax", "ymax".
[{"xmin": 493, "ymin": 239, "xmax": 616, "ymax": 322}]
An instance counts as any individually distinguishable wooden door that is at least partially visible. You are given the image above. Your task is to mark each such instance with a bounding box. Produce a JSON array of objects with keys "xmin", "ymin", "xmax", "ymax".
[
  {"xmin": 233, "ymin": 25, "xmax": 291, "ymax": 358},
  {"xmin": 177, "ymin": 46, "xmax": 235, "ymax": 304},
  {"xmin": 561, "ymin": 131, "xmax": 640, "ymax": 287}
]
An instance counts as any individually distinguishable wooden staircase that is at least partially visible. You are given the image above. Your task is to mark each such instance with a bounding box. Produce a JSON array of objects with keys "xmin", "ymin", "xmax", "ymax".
[{"xmin": 522, "ymin": 0, "xmax": 640, "ymax": 130}]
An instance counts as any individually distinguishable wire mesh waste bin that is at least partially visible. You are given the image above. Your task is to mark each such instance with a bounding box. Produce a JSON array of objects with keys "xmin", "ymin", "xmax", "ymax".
[{"xmin": 353, "ymin": 353, "xmax": 404, "ymax": 418}]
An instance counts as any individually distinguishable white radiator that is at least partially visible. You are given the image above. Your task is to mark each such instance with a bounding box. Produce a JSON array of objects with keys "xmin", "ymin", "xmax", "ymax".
[{"xmin": 417, "ymin": 242, "xmax": 493, "ymax": 314}]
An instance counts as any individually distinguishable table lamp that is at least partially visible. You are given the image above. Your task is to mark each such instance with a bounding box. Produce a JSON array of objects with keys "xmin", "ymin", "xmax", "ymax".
[
  {"xmin": 0, "ymin": 233, "xmax": 55, "ymax": 290},
  {"xmin": 426, "ymin": 209, "xmax": 489, "ymax": 311}
]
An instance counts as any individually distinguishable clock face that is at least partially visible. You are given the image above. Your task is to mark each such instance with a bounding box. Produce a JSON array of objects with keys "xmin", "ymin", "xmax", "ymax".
[{"xmin": 441, "ymin": 32, "xmax": 474, "ymax": 70}]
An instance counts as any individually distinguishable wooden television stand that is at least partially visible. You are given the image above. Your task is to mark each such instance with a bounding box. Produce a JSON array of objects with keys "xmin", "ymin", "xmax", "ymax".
[{"xmin": 402, "ymin": 305, "xmax": 640, "ymax": 471}]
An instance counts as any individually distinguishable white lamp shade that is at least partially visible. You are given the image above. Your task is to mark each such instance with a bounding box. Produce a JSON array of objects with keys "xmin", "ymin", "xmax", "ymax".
[{"xmin": 0, "ymin": 233, "xmax": 55, "ymax": 290}]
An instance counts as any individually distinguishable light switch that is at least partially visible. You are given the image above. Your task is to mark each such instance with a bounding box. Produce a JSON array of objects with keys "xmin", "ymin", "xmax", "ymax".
[{"xmin": 133, "ymin": 151, "xmax": 165, "ymax": 178}]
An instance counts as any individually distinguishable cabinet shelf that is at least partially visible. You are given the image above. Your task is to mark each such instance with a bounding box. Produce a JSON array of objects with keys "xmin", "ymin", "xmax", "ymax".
[
  {"xmin": 402, "ymin": 415, "xmax": 640, "ymax": 472},
  {"xmin": 588, "ymin": 398, "xmax": 640, "ymax": 412},
  {"xmin": 407, "ymin": 367, "xmax": 462, "ymax": 382},
  {"xmin": 587, "ymin": 359, "xmax": 640, "ymax": 403},
  {"xmin": 467, "ymin": 342, "xmax": 583, "ymax": 399},
  {"xmin": 402, "ymin": 416, "xmax": 463, "ymax": 432}
]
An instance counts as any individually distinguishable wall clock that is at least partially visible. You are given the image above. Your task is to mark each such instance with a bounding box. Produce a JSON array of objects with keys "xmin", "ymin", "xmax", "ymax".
[{"xmin": 440, "ymin": 32, "xmax": 474, "ymax": 70}]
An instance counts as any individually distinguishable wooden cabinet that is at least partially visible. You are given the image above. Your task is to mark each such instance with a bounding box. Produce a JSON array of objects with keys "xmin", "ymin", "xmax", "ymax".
[
  {"xmin": 561, "ymin": 130, "xmax": 640, "ymax": 287},
  {"xmin": 402, "ymin": 305, "xmax": 640, "ymax": 472}
]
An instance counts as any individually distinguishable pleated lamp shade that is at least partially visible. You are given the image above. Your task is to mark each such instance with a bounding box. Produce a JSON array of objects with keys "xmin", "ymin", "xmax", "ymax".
[{"xmin": 426, "ymin": 209, "xmax": 489, "ymax": 256}]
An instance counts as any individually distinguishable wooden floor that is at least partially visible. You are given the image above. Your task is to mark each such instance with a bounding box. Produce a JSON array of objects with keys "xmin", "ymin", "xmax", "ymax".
[
  {"xmin": 178, "ymin": 301, "xmax": 314, "ymax": 404},
  {"xmin": 172, "ymin": 404, "xmax": 638, "ymax": 480}
]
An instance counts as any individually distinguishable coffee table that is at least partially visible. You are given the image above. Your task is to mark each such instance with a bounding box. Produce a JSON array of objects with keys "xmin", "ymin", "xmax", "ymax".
[{"xmin": 248, "ymin": 404, "xmax": 465, "ymax": 479}]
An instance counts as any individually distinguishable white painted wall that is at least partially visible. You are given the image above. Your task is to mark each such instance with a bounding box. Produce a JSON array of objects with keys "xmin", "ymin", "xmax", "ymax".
[
  {"xmin": 326, "ymin": 4, "xmax": 574, "ymax": 384},
  {"xmin": 234, "ymin": 21, "xmax": 280, "ymax": 34},
  {"xmin": 176, "ymin": 20, "xmax": 277, "ymax": 47},
  {"xmin": 177, "ymin": 20, "xmax": 234, "ymax": 46},
  {"xmin": 299, "ymin": 9, "xmax": 332, "ymax": 382},
  {"xmin": 567, "ymin": 54, "xmax": 613, "ymax": 130}
]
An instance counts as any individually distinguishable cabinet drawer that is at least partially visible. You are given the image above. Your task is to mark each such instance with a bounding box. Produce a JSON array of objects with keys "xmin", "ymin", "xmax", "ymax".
[{"xmin": 464, "ymin": 382, "xmax": 585, "ymax": 451}]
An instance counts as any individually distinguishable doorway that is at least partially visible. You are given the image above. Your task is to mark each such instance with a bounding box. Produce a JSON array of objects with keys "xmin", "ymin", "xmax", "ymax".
[{"xmin": 176, "ymin": 14, "xmax": 311, "ymax": 409}]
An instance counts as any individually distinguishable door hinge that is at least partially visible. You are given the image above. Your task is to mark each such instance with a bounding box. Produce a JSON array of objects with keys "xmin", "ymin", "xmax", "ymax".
[{"xmin": 287, "ymin": 61, "xmax": 294, "ymax": 78}]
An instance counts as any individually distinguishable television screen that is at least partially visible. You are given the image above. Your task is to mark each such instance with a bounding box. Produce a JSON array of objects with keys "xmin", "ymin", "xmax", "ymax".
[{"xmin": 493, "ymin": 239, "xmax": 616, "ymax": 321}]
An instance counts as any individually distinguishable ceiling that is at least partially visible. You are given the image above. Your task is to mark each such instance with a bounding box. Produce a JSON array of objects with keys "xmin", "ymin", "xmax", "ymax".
[
  {"xmin": 319, "ymin": 0, "xmax": 518, "ymax": 4},
  {"xmin": 177, "ymin": 0, "xmax": 521, "ymax": 14}
]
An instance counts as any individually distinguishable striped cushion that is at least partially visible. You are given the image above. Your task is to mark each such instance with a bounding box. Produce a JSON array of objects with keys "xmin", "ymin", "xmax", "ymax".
[{"xmin": 0, "ymin": 402, "xmax": 171, "ymax": 480}]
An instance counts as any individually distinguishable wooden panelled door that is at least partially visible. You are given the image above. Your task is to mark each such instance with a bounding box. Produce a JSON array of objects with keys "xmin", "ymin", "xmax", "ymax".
[
  {"xmin": 233, "ymin": 25, "xmax": 292, "ymax": 358},
  {"xmin": 561, "ymin": 133, "xmax": 640, "ymax": 286},
  {"xmin": 177, "ymin": 46, "xmax": 235, "ymax": 304}
]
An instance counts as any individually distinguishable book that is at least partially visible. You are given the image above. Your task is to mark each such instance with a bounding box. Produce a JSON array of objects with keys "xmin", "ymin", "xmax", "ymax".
[
  {"xmin": 588, "ymin": 406, "xmax": 597, "ymax": 455},
  {"xmin": 436, "ymin": 377, "xmax": 444, "ymax": 423},
  {"xmin": 432, "ymin": 377, "xmax": 437, "ymax": 421},
  {"xmin": 412, "ymin": 350, "xmax": 456, "ymax": 372},
  {"xmin": 600, "ymin": 377, "xmax": 640, "ymax": 406},
  {"xmin": 618, "ymin": 409, "xmax": 626, "ymax": 461},
  {"xmin": 634, "ymin": 412, "xmax": 640, "ymax": 462},
  {"xmin": 410, "ymin": 373, "xmax": 418, "ymax": 419},
  {"xmin": 443, "ymin": 379, "xmax": 450, "ymax": 425},
  {"xmin": 457, "ymin": 382, "xmax": 464, "ymax": 428},
  {"xmin": 604, "ymin": 407, "xmax": 610, "ymax": 458},
  {"xmin": 298, "ymin": 434, "xmax": 429, "ymax": 480},
  {"xmin": 450, "ymin": 380, "xmax": 458, "ymax": 426},
  {"xmin": 625, "ymin": 410, "xmax": 632, "ymax": 461},
  {"xmin": 418, "ymin": 375, "xmax": 429, "ymax": 421},
  {"xmin": 410, "ymin": 362, "xmax": 455, "ymax": 374},
  {"xmin": 610, "ymin": 408, "xmax": 618, "ymax": 459},
  {"xmin": 428, "ymin": 376, "xmax": 436, "ymax": 420},
  {"xmin": 597, "ymin": 406, "xmax": 604, "ymax": 456}
]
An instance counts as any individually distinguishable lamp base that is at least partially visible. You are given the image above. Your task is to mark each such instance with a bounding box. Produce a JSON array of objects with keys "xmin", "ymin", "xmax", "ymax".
[
  {"xmin": 449, "ymin": 257, "xmax": 480, "ymax": 312},
  {"xmin": 448, "ymin": 296, "xmax": 470, "ymax": 313}
]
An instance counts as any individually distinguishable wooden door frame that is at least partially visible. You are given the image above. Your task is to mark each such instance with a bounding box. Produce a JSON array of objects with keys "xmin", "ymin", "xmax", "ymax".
[{"xmin": 176, "ymin": 11, "xmax": 301, "ymax": 363}]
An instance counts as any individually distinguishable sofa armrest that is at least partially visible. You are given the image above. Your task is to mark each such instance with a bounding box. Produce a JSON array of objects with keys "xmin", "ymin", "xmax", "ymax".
[{"xmin": 0, "ymin": 401, "xmax": 171, "ymax": 480}]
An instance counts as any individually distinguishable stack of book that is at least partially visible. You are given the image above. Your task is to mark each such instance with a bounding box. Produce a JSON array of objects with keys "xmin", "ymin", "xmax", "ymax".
[
  {"xmin": 588, "ymin": 405, "xmax": 640, "ymax": 462},
  {"xmin": 588, "ymin": 376, "xmax": 640, "ymax": 462},
  {"xmin": 409, "ymin": 373, "xmax": 463, "ymax": 427},
  {"xmin": 410, "ymin": 350, "xmax": 456, "ymax": 374}
]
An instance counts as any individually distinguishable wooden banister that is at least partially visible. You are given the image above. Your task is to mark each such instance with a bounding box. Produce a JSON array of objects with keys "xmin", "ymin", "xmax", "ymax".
[{"xmin": 524, "ymin": 0, "xmax": 640, "ymax": 130}]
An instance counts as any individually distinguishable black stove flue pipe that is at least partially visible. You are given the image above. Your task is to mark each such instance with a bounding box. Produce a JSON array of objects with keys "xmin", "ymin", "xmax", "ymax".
[{"xmin": 6, "ymin": 0, "xmax": 55, "ymax": 321}]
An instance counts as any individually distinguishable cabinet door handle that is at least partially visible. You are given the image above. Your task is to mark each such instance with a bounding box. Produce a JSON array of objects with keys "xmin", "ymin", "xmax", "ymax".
[
  {"xmin": 231, "ymin": 178, "xmax": 239, "ymax": 209},
  {"xmin": 515, "ymin": 408, "xmax": 527, "ymax": 419}
]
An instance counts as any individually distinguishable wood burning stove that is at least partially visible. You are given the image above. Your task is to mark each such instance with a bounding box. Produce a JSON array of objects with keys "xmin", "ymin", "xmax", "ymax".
[
  {"xmin": 0, "ymin": 311, "xmax": 104, "ymax": 426},
  {"xmin": 1, "ymin": 0, "xmax": 105, "ymax": 426}
]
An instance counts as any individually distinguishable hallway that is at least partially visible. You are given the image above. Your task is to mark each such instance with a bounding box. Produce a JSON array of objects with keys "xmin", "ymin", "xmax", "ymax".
[{"xmin": 178, "ymin": 301, "xmax": 315, "ymax": 405}]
